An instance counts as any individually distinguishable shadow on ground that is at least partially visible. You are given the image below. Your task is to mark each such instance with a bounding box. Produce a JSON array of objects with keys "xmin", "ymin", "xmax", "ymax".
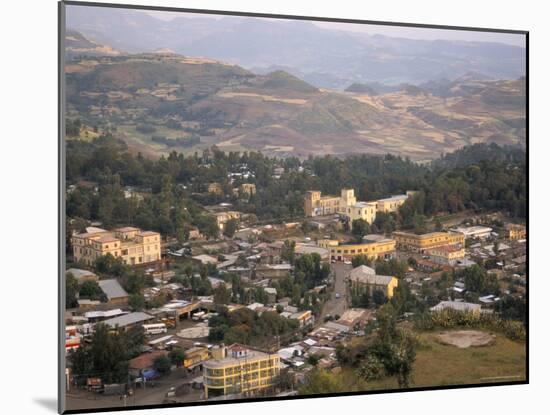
[{"xmin": 34, "ymin": 398, "xmax": 57, "ymax": 413}]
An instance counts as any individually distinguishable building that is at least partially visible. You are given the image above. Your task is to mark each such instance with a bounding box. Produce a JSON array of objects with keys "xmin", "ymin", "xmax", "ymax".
[
  {"xmin": 304, "ymin": 188, "xmax": 356, "ymax": 217},
  {"xmin": 102, "ymin": 312, "xmax": 154, "ymax": 331},
  {"xmin": 430, "ymin": 301, "xmax": 481, "ymax": 314},
  {"xmin": 294, "ymin": 243, "xmax": 330, "ymax": 262},
  {"xmin": 239, "ymin": 183, "xmax": 256, "ymax": 196},
  {"xmin": 376, "ymin": 191, "xmax": 417, "ymax": 213},
  {"xmin": 343, "ymin": 201, "xmax": 378, "ymax": 224},
  {"xmin": 214, "ymin": 211, "xmax": 241, "ymax": 231},
  {"xmin": 322, "ymin": 237, "xmax": 396, "ymax": 262},
  {"xmin": 183, "ymin": 346, "xmax": 211, "ymax": 370},
  {"xmin": 393, "ymin": 231, "xmax": 465, "ymax": 253},
  {"xmin": 505, "ymin": 224, "xmax": 526, "ymax": 240},
  {"xmin": 203, "ymin": 344, "xmax": 280, "ymax": 399},
  {"xmin": 451, "ymin": 226, "xmax": 493, "ymax": 240},
  {"xmin": 428, "ymin": 244, "xmax": 466, "ymax": 265},
  {"xmin": 98, "ymin": 279, "xmax": 129, "ymax": 306},
  {"xmin": 71, "ymin": 227, "xmax": 161, "ymax": 267},
  {"xmin": 208, "ymin": 182, "xmax": 223, "ymax": 195},
  {"xmin": 290, "ymin": 310, "xmax": 314, "ymax": 327},
  {"xmin": 66, "ymin": 268, "xmax": 98, "ymax": 283},
  {"xmin": 347, "ymin": 265, "xmax": 398, "ymax": 298}
]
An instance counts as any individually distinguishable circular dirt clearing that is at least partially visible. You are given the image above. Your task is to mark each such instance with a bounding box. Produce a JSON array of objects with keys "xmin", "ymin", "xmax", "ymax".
[{"xmin": 437, "ymin": 330, "xmax": 495, "ymax": 348}]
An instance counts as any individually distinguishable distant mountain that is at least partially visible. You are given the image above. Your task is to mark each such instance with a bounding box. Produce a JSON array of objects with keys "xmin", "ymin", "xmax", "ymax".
[
  {"xmin": 345, "ymin": 83, "xmax": 378, "ymax": 95},
  {"xmin": 65, "ymin": 53, "xmax": 526, "ymax": 161},
  {"xmin": 65, "ymin": 30, "xmax": 120, "ymax": 57},
  {"xmin": 66, "ymin": 6, "xmax": 526, "ymax": 88}
]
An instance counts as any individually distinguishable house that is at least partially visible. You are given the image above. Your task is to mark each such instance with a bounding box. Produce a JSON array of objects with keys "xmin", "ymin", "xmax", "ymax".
[
  {"xmin": 430, "ymin": 301, "xmax": 481, "ymax": 314},
  {"xmin": 66, "ymin": 268, "xmax": 98, "ymax": 283},
  {"xmin": 213, "ymin": 211, "xmax": 241, "ymax": 232},
  {"xmin": 207, "ymin": 182, "xmax": 223, "ymax": 195},
  {"xmin": 192, "ymin": 254, "xmax": 218, "ymax": 265},
  {"xmin": 451, "ymin": 226, "xmax": 493, "ymax": 240},
  {"xmin": 343, "ymin": 201, "xmax": 378, "ymax": 224},
  {"xmin": 264, "ymin": 287, "xmax": 277, "ymax": 304},
  {"xmin": 348, "ymin": 265, "xmax": 398, "ymax": 298},
  {"xmin": 290, "ymin": 310, "xmax": 314, "ymax": 327},
  {"xmin": 129, "ymin": 350, "xmax": 167, "ymax": 377},
  {"xmin": 98, "ymin": 279, "xmax": 129, "ymax": 306}
]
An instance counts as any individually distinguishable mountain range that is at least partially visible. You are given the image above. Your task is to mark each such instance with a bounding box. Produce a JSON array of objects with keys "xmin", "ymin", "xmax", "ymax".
[{"xmin": 65, "ymin": 6, "xmax": 526, "ymax": 89}]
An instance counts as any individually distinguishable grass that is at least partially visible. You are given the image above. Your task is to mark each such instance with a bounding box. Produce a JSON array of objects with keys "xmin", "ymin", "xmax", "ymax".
[{"xmin": 343, "ymin": 329, "xmax": 526, "ymax": 391}]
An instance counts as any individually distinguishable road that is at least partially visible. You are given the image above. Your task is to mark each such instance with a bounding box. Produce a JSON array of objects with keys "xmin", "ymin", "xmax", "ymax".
[{"xmin": 319, "ymin": 262, "xmax": 352, "ymax": 322}]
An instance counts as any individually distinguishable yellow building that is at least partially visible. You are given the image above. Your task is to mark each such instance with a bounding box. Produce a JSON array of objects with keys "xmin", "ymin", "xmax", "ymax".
[
  {"xmin": 344, "ymin": 201, "xmax": 378, "ymax": 224},
  {"xmin": 214, "ymin": 211, "xmax": 241, "ymax": 231},
  {"xmin": 376, "ymin": 191, "xmax": 417, "ymax": 213},
  {"xmin": 322, "ymin": 237, "xmax": 396, "ymax": 262},
  {"xmin": 304, "ymin": 188, "xmax": 356, "ymax": 217},
  {"xmin": 183, "ymin": 346, "xmax": 210, "ymax": 369},
  {"xmin": 239, "ymin": 183, "xmax": 256, "ymax": 196},
  {"xmin": 348, "ymin": 265, "xmax": 399, "ymax": 298},
  {"xmin": 393, "ymin": 231, "xmax": 465, "ymax": 253},
  {"xmin": 208, "ymin": 182, "xmax": 223, "ymax": 195},
  {"xmin": 203, "ymin": 344, "xmax": 280, "ymax": 399},
  {"xmin": 71, "ymin": 227, "xmax": 161, "ymax": 266},
  {"xmin": 505, "ymin": 224, "xmax": 526, "ymax": 240}
]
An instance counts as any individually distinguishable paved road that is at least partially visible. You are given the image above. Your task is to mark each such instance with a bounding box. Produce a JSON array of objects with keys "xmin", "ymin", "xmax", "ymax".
[{"xmin": 320, "ymin": 262, "xmax": 352, "ymax": 322}]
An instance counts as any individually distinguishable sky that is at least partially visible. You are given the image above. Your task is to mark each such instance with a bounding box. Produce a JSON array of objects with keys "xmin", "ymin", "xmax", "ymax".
[{"xmin": 141, "ymin": 10, "xmax": 526, "ymax": 47}]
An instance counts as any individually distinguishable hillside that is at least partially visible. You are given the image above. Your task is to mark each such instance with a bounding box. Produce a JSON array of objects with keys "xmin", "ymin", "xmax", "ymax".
[{"xmin": 65, "ymin": 44, "xmax": 526, "ymax": 160}]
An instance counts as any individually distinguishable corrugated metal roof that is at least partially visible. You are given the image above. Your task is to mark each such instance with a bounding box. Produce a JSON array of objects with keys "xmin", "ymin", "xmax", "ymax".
[{"xmin": 98, "ymin": 279, "xmax": 128, "ymax": 300}]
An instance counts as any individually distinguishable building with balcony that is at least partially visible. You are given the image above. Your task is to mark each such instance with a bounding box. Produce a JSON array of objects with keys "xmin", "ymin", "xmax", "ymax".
[{"xmin": 203, "ymin": 344, "xmax": 280, "ymax": 399}]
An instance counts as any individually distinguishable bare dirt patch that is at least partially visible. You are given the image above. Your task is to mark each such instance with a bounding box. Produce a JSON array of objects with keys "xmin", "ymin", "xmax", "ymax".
[{"xmin": 437, "ymin": 330, "xmax": 496, "ymax": 348}]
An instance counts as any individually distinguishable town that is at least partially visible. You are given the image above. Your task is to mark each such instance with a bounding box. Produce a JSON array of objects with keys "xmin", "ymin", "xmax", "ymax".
[{"xmin": 64, "ymin": 142, "xmax": 526, "ymax": 410}]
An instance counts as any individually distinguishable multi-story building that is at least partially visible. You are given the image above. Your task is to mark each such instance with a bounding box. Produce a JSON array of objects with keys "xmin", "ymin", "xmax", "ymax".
[
  {"xmin": 376, "ymin": 191, "xmax": 417, "ymax": 213},
  {"xmin": 208, "ymin": 182, "xmax": 223, "ymax": 195},
  {"xmin": 304, "ymin": 188, "xmax": 356, "ymax": 217},
  {"xmin": 428, "ymin": 244, "xmax": 466, "ymax": 265},
  {"xmin": 393, "ymin": 231, "xmax": 465, "ymax": 253},
  {"xmin": 214, "ymin": 211, "xmax": 241, "ymax": 231},
  {"xmin": 239, "ymin": 183, "xmax": 256, "ymax": 196},
  {"xmin": 320, "ymin": 236, "xmax": 396, "ymax": 262},
  {"xmin": 505, "ymin": 224, "xmax": 526, "ymax": 240},
  {"xmin": 348, "ymin": 265, "xmax": 399, "ymax": 298},
  {"xmin": 343, "ymin": 201, "xmax": 378, "ymax": 224},
  {"xmin": 203, "ymin": 344, "xmax": 280, "ymax": 399},
  {"xmin": 183, "ymin": 346, "xmax": 211, "ymax": 370},
  {"xmin": 71, "ymin": 227, "xmax": 161, "ymax": 266}
]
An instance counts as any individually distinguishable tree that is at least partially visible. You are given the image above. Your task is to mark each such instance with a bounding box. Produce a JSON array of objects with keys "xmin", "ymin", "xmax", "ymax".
[
  {"xmin": 223, "ymin": 218, "xmax": 239, "ymax": 238},
  {"xmin": 79, "ymin": 280, "xmax": 105, "ymax": 301},
  {"xmin": 281, "ymin": 240, "xmax": 296, "ymax": 265},
  {"xmin": 213, "ymin": 283, "xmax": 231, "ymax": 305},
  {"xmin": 372, "ymin": 289, "xmax": 388, "ymax": 307},
  {"xmin": 307, "ymin": 353, "xmax": 321, "ymax": 366},
  {"xmin": 153, "ymin": 355, "xmax": 172, "ymax": 375},
  {"xmin": 128, "ymin": 293, "xmax": 145, "ymax": 311},
  {"xmin": 352, "ymin": 254, "xmax": 371, "ymax": 268},
  {"xmin": 351, "ymin": 219, "xmax": 370, "ymax": 242},
  {"xmin": 168, "ymin": 349, "xmax": 186, "ymax": 368},
  {"xmin": 66, "ymin": 273, "xmax": 79, "ymax": 308},
  {"xmin": 299, "ymin": 368, "xmax": 345, "ymax": 394}
]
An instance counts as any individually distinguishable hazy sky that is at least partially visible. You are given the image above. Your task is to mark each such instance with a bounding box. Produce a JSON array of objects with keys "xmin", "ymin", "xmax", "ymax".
[{"xmin": 141, "ymin": 10, "xmax": 525, "ymax": 47}]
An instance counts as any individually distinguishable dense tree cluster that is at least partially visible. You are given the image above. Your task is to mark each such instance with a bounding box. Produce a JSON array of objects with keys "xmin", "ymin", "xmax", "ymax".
[{"xmin": 66, "ymin": 138, "xmax": 526, "ymax": 246}]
